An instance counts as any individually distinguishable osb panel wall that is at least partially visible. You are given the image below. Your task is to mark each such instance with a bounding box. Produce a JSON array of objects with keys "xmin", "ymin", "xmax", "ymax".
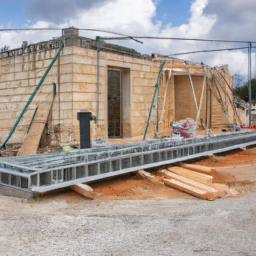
[
  {"xmin": 174, "ymin": 70, "xmax": 234, "ymax": 128},
  {"xmin": 158, "ymin": 70, "xmax": 175, "ymax": 131},
  {"xmin": 174, "ymin": 75, "xmax": 207, "ymax": 122},
  {"xmin": 210, "ymin": 68, "xmax": 234, "ymax": 127},
  {"xmin": 0, "ymin": 47, "xmax": 73, "ymax": 145}
]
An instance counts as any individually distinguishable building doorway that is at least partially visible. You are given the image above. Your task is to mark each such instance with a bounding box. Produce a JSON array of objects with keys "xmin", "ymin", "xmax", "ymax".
[
  {"xmin": 107, "ymin": 68, "xmax": 131, "ymax": 139},
  {"xmin": 108, "ymin": 69, "xmax": 122, "ymax": 137}
]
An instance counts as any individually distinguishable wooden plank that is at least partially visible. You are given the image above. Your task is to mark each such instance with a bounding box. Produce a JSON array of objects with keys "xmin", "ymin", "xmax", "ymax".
[
  {"xmin": 162, "ymin": 170, "xmax": 217, "ymax": 192},
  {"xmin": 162, "ymin": 170, "xmax": 225, "ymax": 198},
  {"xmin": 167, "ymin": 167, "xmax": 213, "ymax": 185},
  {"xmin": 164, "ymin": 178, "xmax": 215, "ymax": 200},
  {"xmin": 17, "ymin": 94, "xmax": 54, "ymax": 156},
  {"xmin": 70, "ymin": 184, "xmax": 94, "ymax": 199},
  {"xmin": 182, "ymin": 164, "xmax": 213, "ymax": 174},
  {"xmin": 181, "ymin": 164, "xmax": 235, "ymax": 183}
]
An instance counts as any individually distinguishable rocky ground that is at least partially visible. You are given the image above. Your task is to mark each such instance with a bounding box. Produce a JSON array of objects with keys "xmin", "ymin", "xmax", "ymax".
[
  {"xmin": 1, "ymin": 192, "xmax": 256, "ymax": 256},
  {"xmin": 1, "ymin": 147, "xmax": 256, "ymax": 255}
]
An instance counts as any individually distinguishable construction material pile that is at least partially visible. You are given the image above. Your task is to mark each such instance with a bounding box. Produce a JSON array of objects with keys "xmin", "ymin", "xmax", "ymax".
[
  {"xmin": 162, "ymin": 164, "xmax": 240, "ymax": 200},
  {"xmin": 172, "ymin": 118, "xmax": 196, "ymax": 138}
]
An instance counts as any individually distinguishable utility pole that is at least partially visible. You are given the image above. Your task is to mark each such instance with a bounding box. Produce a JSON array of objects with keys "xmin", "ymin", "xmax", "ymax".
[{"xmin": 248, "ymin": 42, "xmax": 252, "ymax": 126}]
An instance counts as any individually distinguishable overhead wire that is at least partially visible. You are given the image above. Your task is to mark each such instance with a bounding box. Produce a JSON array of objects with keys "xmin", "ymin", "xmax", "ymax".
[
  {"xmin": 1, "ymin": 28, "xmax": 256, "ymax": 43},
  {"xmin": 166, "ymin": 47, "xmax": 250, "ymax": 57}
]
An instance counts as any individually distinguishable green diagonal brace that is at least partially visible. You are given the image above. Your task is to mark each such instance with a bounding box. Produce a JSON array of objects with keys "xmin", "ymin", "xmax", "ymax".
[
  {"xmin": 143, "ymin": 60, "xmax": 166, "ymax": 140},
  {"xmin": 0, "ymin": 41, "xmax": 64, "ymax": 149}
]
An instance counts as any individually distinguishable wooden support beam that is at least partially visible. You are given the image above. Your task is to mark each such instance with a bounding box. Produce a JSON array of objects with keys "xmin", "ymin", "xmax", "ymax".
[
  {"xmin": 70, "ymin": 184, "xmax": 94, "ymax": 199},
  {"xmin": 162, "ymin": 170, "xmax": 225, "ymax": 198},
  {"xmin": 164, "ymin": 178, "xmax": 215, "ymax": 200},
  {"xmin": 162, "ymin": 170, "xmax": 216, "ymax": 192},
  {"xmin": 167, "ymin": 167, "xmax": 213, "ymax": 185},
  {"xmin": 165, "ymin": 64, "xmax": 204, "ymax": 69}
]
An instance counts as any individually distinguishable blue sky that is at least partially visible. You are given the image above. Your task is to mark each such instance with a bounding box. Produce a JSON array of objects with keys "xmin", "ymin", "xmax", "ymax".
[
  {"xmin": 1, "ymin": 0, "xmax": 193, "ymax": 29},
  {"xmin": 0, "ymin": 0, "xmax": 28, "ymax": 28},
  {"xmin": 153, "ymin": 0, "xmax": 192, "ymax": 28},
  {"xmin": 1, "ymin": 0, "xmax": 256, "ymax": 76}
]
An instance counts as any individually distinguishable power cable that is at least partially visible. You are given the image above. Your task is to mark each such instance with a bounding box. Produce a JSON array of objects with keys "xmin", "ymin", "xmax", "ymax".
[
  {"xmin": 100, "ymin": 36, "xmax": 256, "ymax": 44},
  {"xmin": 1, "ymin": 28, "xmax": 256, "ymax": 43},
  {"xmin": 166, "ymin": 47, "xmax": 249, "ymax": 57},
  {"xmin": 0, "ymin": 28, "xmax": 143, "ymax": 44}
]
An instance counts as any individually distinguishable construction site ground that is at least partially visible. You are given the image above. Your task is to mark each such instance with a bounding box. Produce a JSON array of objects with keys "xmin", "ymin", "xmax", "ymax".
[{"xmin": 1, "ymin": 146, "xmax": 256, "ymax": 255}]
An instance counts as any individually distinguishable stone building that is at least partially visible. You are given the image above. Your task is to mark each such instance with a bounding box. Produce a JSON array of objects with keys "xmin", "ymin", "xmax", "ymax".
[{"xmin": 0, "ymin": 27, "xmax": 235, "ymax": 148}]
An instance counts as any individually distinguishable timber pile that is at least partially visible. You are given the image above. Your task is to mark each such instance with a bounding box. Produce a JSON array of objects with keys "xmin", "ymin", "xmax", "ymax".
[{"xmin": 162, "ymin": 164, "xmax": 240, "ymax": 200}]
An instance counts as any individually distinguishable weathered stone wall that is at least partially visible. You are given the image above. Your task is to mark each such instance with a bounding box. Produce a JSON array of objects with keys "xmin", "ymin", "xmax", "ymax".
[
  {"xmin": 0, "ymin": 41, "xmax": 235, "ymax": 147},
  {"xmin": 0, "ymin": 46, "xmax": 73, "ymax": 145},
  {"xmin": 70, "ymin": 46, "xmax": 171, "ymax": 142}
]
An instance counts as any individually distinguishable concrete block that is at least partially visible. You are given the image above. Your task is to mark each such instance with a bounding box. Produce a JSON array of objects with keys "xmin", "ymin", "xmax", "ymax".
[
  {"xmin": 72, "ymin": 47, "xmax": 88, "ymax": 56},
  {"xmin": 60, "ymin": 64, "xmax": 73, "ymax": 74},
  {"xmin": 61, "ymin": 55, "xmax": 73, "ymax": 64},
  {"xmin": 60, "ymin": 92, "xmax": 72, "ymax": 101},
  {"xmin": 73, "ymin": 92, "xmax": 97, "ymax": 102},
  {"xmin": 60, "ymin": 74, "xmax": 73, "ymax": 83},
  {"xmin": 1, "ymin": 73, "xmax": 15, "ymax": 82},
  {"xmin": 73, "ymin": 55, "xmax": 92, "ymax": 65},
  {"xmin": 62, "ymin": 47, "xmax": 73, "ymax": 55}
]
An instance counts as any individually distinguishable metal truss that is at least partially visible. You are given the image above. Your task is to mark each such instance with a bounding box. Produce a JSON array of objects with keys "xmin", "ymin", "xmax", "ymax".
[{"xmin": 0, "ymin": 130, "xmax": 256, "ymax": 193}]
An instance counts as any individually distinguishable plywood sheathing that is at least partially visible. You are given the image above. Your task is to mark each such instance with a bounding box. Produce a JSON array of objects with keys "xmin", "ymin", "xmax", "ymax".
[{"xmin": 18, "ymin": 94, "xmax": 54, "ymax": 156}]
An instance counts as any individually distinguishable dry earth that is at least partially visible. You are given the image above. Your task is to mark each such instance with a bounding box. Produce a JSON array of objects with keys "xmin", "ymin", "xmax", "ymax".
[
  {"xmin": 1, "ymin": 147, "xmax": 256, "ymax": 255},
  {"xmin": 1, "ymin": 192, "xmax": 256, "ymax": 256}
]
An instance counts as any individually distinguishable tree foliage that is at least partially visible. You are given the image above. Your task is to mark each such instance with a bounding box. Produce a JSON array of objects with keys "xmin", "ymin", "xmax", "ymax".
[{"xmin": 233, "ymin": 78, "xmax": 256, "ymax": 102}]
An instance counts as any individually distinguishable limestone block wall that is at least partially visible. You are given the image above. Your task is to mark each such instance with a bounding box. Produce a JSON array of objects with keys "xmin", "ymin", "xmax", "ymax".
[
  {"xmin": 70, "ymin": 46, "xmax": 173, "ymax": 142},
  {"xmin": 0, "ymin": 42, "xmax": 235, "ymax": 147},
  {"xmin": 0, "ymin": 46, "xmax": 73, "ymax": 145}
]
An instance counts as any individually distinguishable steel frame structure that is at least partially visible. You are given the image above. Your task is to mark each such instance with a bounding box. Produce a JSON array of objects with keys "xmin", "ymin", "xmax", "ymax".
[{"xmin": 1, "ymin": 130, "xmax": 256, "ymax": 193}]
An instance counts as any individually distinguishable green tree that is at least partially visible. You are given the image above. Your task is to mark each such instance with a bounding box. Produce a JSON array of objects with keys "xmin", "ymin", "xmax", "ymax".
[{"xmin": 233, "ymin": 78, "xmax": 256, "ymax": 102}]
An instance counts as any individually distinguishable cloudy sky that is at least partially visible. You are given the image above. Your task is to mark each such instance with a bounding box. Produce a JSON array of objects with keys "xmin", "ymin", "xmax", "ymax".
[{"xmin": 1, "ymin": 0, "xmax": 256, "ymax": 79}]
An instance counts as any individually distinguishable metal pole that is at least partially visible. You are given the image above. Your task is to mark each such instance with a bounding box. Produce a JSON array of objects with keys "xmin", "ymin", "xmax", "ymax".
[
  {"xmin": 96, "ymin": 36, "xmax": 100, "ymax": 127},
  {"xmin": 249, "ymin": 42, "xmax": 252, "ymax": 126},
  {"xmin": 210, "ymin": 83, "xmax": 212, "ymax": 129},
  {"xmin": 255, "ymin": 43, "xmax": 256, "ymax": 79},
  {"xmin": 205, "ymin": 77, "xmax": 208, "ymax": 128},
  {"xmin": 156, "ymin": 85, "xmax": 159, "ymax": 133}
]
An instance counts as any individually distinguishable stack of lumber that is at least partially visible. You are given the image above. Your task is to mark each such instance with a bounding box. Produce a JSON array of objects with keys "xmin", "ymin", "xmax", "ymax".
[{"xmin": 162, "ymin": 164, "xmax": 239, "ymax": 200}]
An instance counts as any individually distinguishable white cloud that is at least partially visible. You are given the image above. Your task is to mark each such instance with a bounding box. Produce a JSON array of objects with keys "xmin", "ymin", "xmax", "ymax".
[{"xmin": 0, "ymin": 0, "xmax": 254, "ymax": 76}]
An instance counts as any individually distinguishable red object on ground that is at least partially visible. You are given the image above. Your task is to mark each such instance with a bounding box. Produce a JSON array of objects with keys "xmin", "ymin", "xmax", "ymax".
[
  {"xmin": 241, "ymin": 124, "xmax": 256, "ymax": 130},
  {"xmin": 173, "ymin": 128, "xmax": 194, "ymax": 138}
]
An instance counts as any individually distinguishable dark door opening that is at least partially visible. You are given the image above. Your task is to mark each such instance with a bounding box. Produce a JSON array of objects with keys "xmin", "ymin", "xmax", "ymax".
[{"xmin": 108, "ymin": 70, "xmax": 122, "ymax": 138}]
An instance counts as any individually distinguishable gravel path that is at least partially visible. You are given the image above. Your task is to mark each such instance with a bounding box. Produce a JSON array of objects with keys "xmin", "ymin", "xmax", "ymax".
[{"xmin": 1, "ymin": 193, "xmax": 256, "ymax": 256}]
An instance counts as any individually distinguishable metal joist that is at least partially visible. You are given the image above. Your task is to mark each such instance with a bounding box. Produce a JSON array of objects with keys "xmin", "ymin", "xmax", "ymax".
[{"xmin": 1, "ymin": 130, "xmax": 256, "ymax": 193}]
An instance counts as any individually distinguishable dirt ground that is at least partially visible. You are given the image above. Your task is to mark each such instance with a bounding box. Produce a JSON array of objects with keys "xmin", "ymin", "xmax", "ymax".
[
  {"xmin": 1, "ymin": 146, "xmax": 256, "ymax": 255},
  {"xmin": 1, "ymin": 191, "xmax": 256, "ymax": 255}
]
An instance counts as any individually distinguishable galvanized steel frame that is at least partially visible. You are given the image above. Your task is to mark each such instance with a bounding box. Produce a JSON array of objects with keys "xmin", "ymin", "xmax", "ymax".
[{"xmin": 1, "ymin": 131, "xmax": 256, "ymax": 193}]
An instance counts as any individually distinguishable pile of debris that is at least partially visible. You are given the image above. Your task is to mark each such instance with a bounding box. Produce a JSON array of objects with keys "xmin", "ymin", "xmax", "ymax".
[{"xmin": 172, "ymin": 118, "xmax": 196, "ymax": 138}]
